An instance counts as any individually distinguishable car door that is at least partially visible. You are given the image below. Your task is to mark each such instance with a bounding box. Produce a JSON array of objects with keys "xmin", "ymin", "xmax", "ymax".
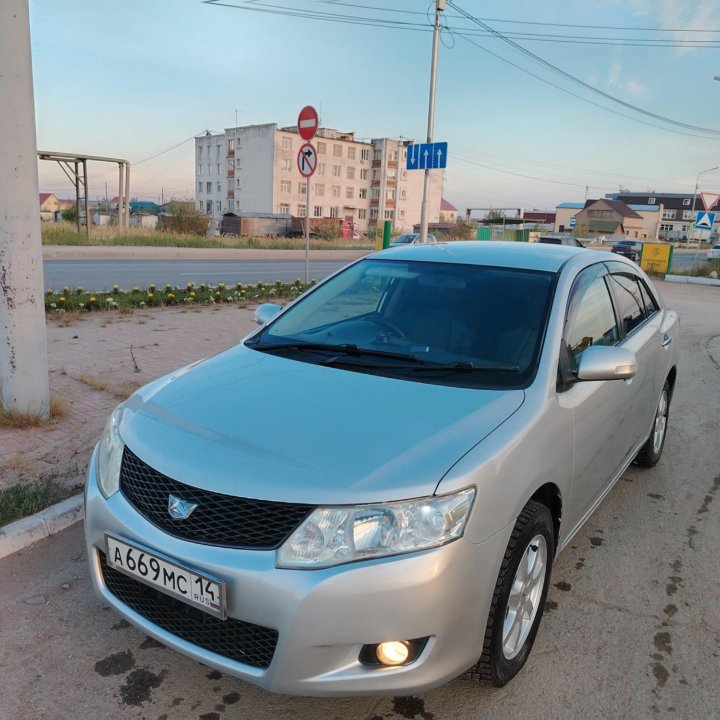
[
  {"xmin": 604, "ymin": 266, "xmax": 664, "ymax": 443},
  {"xmin": 557, "ymin": 263, "xmax": 634, "ymax": 534}
]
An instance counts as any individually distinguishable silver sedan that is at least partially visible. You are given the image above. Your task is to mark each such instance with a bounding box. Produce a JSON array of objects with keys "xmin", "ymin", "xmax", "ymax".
[{"xmin": 85, "ymin": 241, "xmax": 679, "ymax": 695}]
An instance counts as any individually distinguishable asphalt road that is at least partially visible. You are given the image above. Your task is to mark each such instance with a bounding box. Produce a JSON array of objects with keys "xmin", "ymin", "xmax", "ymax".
[
  {"xmin": 1, "ymin": 281, "xmax": 719, "ymax": 719},
  {"xmin": 43, "ymin": 258, "xmax": 354, "ymax": 292},
  {"xmin": 42, "ymin": 249, "xmax": 710, "ymax": 292}
]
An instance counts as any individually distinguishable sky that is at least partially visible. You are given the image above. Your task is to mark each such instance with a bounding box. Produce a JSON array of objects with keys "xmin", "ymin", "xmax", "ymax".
[{"xmin": 29, "ymin": 0, "xmax": 720, "ymax": 214}]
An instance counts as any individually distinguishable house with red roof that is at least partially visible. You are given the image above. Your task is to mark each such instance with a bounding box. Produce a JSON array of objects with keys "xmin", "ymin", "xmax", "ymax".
[
  {"xmin": 439, "ymin": 198, "xmax": 457, "ymax": 223},
  {"xmin": 39, "ymin": 193, "xmax": 74, "ymax": 221}
]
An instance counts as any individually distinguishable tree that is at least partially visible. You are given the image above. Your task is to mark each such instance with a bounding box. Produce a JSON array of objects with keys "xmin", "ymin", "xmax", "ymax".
[
  {"xmin": 160, "ymin": 205, "xmax": 209, "ymax": 235},
  {"xmin": 61, "ymin": 204, "xmax": 77, "ymax": 223},
  {"xmin": 484, "ymin": 209, "xmax": 506, "ymax": 223}
]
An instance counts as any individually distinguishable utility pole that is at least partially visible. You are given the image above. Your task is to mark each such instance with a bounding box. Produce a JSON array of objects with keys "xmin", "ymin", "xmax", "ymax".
[
  {"xmin": 419, "ymin": 0, "xmax": 445, "ymax": 244},
  {"xmin": 0, "ymin": 0, "xmax": 50, "ymax": 417}
]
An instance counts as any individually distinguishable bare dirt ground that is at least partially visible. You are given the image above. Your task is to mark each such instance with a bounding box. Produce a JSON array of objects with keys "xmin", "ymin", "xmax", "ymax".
[{"xmin": 1, "ymin": 303, "xmax": 259, "ymax": 494}]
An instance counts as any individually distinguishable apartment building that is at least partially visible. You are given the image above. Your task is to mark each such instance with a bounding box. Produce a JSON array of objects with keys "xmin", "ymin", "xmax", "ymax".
[{"xmin": 195, "ymin": 123, "xmax": 443, "ymax": 234}]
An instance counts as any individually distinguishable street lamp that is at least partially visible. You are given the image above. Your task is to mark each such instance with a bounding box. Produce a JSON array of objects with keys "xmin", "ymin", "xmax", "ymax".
[{"xmin": 419, "ymin": 0, "xmax": 445, "ymax": 244}]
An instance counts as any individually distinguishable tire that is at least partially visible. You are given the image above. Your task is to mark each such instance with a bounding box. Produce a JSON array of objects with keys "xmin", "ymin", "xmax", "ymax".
[
  {"xmin": 471, "ymin": 500, "xmax": 555, "ymax": 687},
  {"xmin": 634, "ymin": 381, "xmax": 670, "ymax": 468}
]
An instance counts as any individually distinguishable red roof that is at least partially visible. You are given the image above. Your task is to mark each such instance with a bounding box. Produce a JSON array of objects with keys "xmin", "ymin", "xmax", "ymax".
[
  {"xmin": 39, "ymin": 192, "xmax": 55, "ymax": 205},
  {"xmin": 440, "ymin": 198, "xmax": 457, "ymax": 212}
]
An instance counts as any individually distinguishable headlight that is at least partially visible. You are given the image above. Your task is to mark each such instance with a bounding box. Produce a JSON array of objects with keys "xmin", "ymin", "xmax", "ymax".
[
  {"xmin": 276, "ymin": 488, "xmax": 475, "ymax": 569},
  {"xmin": 96, "ymin": 404, "xmax": 125, "ymax": 499}
]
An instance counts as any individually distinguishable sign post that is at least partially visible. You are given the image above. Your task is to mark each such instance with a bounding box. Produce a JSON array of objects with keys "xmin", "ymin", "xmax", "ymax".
[{"xmin": 296, "ymin": 106, "xmax": 319, "ymax": 284}]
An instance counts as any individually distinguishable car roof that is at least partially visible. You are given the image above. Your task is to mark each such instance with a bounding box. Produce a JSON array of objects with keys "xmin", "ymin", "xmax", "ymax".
[{"xmin": 375, "ymin": 240, "xmax": 604, "ymax": 273}]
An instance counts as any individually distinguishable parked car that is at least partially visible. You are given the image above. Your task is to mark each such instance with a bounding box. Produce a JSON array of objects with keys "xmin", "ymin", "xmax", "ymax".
[
  {"xmin": 85, "ymin": 241, "xmax": 678, "ymax": 696},
  {"xmin": 537, "ymin": 236, "xmax": 585, "ymax": 248},
  {"xmin": 707, "ymin": 244, "xmax": 720, "ymax": 260},
  {"xmin": 611, "ymin": 240, "xmax": 644, "ymax": 262},
  {"xmin": 390, "ymin": 232, "xmax": 436, "ymax": 246}
]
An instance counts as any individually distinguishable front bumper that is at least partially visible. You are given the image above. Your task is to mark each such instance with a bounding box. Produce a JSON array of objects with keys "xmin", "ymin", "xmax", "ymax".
[{"xmin": 85, "ymin": 450, "xmax": 511, "ymax": 696}]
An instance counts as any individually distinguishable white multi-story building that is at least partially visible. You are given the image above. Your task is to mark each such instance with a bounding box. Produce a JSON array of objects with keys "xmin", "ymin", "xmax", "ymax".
[{"xmin": 195, "ymin": 123, "xmax": 443, "ymax": 234}]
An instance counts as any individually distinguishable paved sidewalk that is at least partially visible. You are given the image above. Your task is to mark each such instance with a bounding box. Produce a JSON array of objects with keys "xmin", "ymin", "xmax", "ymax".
[{"xmin": 1, "ymin": 303, "xmax": 259, "ymax": 494}]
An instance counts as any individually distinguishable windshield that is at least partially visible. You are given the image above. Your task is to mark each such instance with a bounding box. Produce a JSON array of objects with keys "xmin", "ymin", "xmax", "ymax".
[
  {"xmin": 392, "ymin": 234, "xmax": 417, "ymax": 244},
  {"xmin": 248, "ymin": 259, "xmax": 556, "ymax": 389}
]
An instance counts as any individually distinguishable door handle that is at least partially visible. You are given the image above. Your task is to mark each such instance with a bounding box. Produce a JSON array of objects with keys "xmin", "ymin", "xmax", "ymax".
[{"xmin": 661, "ymin": 334, "xmax": 673, "ymax": 347}]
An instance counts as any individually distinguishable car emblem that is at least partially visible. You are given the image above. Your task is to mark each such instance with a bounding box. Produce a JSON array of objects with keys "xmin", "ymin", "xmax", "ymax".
[{"xmin": 168, "ymin": 494, "xmax": 198, "ymax": 520}]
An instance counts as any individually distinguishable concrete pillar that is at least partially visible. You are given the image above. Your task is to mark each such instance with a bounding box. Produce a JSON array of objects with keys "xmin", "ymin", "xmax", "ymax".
[{"xmin": 0, "ymin": 0, "xmax": 50, "ymax": 417}]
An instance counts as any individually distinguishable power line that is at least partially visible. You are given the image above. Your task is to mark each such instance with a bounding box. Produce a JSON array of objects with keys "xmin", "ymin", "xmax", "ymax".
[
  {"xmin": 324, "ymin": 2, "xmax": 720, "ymax": 34},
  {"xmin": 447, "ymin": 1, "xmax": 720, "ymax": 136},
  {"xmin": 449, "ymin": 154, "xmax": 617, "ymax": 191},
  {"xmin": 133, "ymin": 135, "xmax": 197, "ymax": 166},
  {"xmin": 206, "ymin": 0, "xmax": 720, "ymax": 138},
  {"xmin": 451, "ymin": 146, "xmax": 677, "ymax": 186},
  {"xmin": 204, "ymin": 1, "xmax": 720, "ymax": 47},
  {"xmin": 451, "ymin": 31, "xmax": 719, "ymax": 140}
]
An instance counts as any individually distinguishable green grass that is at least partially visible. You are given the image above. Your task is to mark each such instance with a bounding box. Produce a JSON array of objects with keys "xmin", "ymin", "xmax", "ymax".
[
  {"xmin": 670, "ymin": 258, "xmax": 720, "ymax": 277},
  {"xmin": 0, "ymin": 477, "xmax": 81, "ymax": 527},
  {"xmin": 41, "ymin": 222, "xmax": 373, "ymax": 251}
]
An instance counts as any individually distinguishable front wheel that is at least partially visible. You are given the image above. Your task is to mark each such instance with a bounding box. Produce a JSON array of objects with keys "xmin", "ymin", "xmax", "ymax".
[
  {"xmin": 634, "ymin": 381, "xmax": 670, "ymax": 467},
  {"xmin": 471, "ymin": 500, "xmax": 555, "ymax": 687}
]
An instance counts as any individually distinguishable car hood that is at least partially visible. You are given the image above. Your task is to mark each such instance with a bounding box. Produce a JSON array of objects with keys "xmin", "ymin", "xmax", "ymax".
[{"xmin": 120, "ymin": 345, "xmax": 524, "ymax": 505}]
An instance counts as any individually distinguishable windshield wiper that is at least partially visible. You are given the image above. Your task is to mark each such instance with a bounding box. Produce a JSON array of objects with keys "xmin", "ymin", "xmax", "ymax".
[
  {"xmin": 249, "ymin": 341, "xmax": 419, "ymax": 363},
  {"xmin": 409, "ymin": 361, "xmax": 520, "ymax": 373}
]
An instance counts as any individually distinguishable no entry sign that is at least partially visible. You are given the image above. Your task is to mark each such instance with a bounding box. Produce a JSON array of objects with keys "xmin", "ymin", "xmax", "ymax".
[
  {"xmin": 297, "ymin": 142, "xmax": 317, "ymax": 177},
  {"xmin": 297, "ymin": 105, "xmax": 319, "ymax": 141}
]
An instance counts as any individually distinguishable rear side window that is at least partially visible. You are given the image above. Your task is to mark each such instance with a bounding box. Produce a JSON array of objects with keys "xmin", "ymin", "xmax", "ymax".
[
  {"xmin": 608, "ymin": 274, "xmax": 646, "ymax": 335},
  {"xmin": 564, "ymin": 270, "xmax": 619, "ymax": 372},
  {"xmin": 638, "ymin": 280, "xmax": 659, "ymax": 317}
]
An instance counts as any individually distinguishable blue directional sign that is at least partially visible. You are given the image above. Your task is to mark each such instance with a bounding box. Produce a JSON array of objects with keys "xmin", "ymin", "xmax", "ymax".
[
  {"xmin": 569, "ymin": 216, "xmax": 577, "ymax": 229},
  {"xmin": 406, "ymin": 142, "xmax": 448, "ymax": 170},
  {"xmin": 695, "ymin": 211, "xmax": 716, "ymax": 230}
]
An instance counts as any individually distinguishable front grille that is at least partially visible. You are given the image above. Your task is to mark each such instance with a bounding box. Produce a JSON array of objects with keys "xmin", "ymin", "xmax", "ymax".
[
  {"xmin": 99, "ymin": 551, "xmax": 278, "ymax": 669},
  {"xmin": 119, "ymin": 447, "xmax": 314, "ymax": 549}
]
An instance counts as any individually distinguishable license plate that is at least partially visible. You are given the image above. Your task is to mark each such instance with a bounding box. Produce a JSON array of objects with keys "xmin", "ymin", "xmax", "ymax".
[{"xmin": 105, "ymin": 535, "xmax": 226, "ymax": 619}]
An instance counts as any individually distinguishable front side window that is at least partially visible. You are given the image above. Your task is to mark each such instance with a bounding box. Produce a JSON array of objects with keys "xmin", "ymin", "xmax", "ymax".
[
  {"xmin": 564, "ymin": 268, "xmax": 619, "ymax": 373},
  {"xmin": 607, "ymin": 273, "xmax": 647, "ymax": 335}
]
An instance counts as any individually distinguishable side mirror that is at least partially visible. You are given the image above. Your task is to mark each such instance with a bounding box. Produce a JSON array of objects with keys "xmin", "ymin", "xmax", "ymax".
[
  {"xmin": 576, "ymin": 345, "xmax": 637, "ymax": 381},
  {"xmin": 254, "ymin": 303, "xmax": 282, "ymax": 326}
]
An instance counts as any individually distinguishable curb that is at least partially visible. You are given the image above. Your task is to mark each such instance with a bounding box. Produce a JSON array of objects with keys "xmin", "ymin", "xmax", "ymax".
[
  {"xmin": 0, "ymin": 494, "xmax": 84, "ymax": 561},
  {"xmin": 664, "ymin": 274, "xmax": 720, "ymax": 287}
]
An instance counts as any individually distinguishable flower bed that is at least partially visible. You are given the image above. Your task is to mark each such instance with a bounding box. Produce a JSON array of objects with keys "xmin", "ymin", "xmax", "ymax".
[{"xmin": 44, "ymin": 279, "xmax": 315, "ymax": 313}]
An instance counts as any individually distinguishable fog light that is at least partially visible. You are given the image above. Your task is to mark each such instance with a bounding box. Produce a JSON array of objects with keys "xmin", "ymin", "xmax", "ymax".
[
  {"xmin": 376, "ymin": 641, "xmax": 410, "ymax": 666},
  {"xmin": 359, "ymin": 637, "xmax": 429, "ymax": 667}
]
